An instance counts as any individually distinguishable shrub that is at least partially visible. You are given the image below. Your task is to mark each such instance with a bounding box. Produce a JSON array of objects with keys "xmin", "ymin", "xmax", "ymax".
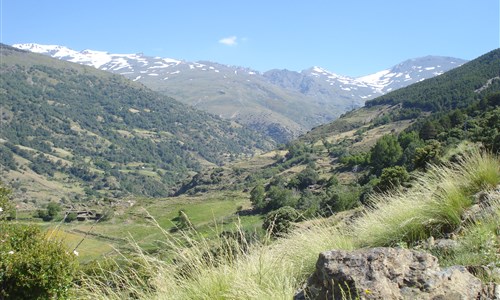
[
  {"xmin": 263, "ymin": 206, "xmax": 300, "ymax": 237},
  {"xmin": 172, "ymin": 210, "xmax": 193, "ymax": 232},
  {"xmin": 326, "ymin": 174, "xmax": 339, "ymax": 187},
  {"xmin": 0, "ymin": 186, "xmax": 14, "ymax": 220},
  {"xmin": 294, "ymin": 165, "xmax": 319, "ymax": 190},
  {"xmin": 320, "ymin": 185, "xmax": 361, "ymax": 216},
  {"xmin": 413, "ymin": 140, "xmax": 442, "ymax": 170},
  {"xmin": 99, "ymin": 209, "xmax": 114, "ymax": 222},
  {"xmin": 339, "ymin": 152, "xmax": 368, "ymax": 167},
  {"xmin": 35, "ymin": 209, "xmax": 49, "ymax": 221},
  {"xmin": 375, "ymin": 166, "xmax": 410, "ymax": 192},
  {"xmin": 297, "ymin": 190, "xmax": 322, "ymax": 218},
  {"xmin": 46, "ymin": 202, "xmax": 61, "ymax": 218},
  {"xmin": 36, "ymin": 202, "xmax": 62, "ymax": 221},
  {"xmin": 0, "ymin": 223, "xmax": 78, "ymax": 299},
  {"xmin": 369, "ymin": 134, "xmax": 402, "ymax": 175},
  {"xmin": 65, "ymin": 212, "xmax": 78, "ymax": 223},
  {"xmin": 250, "ymin": 184, "xmax": 266, "ymax": 211},
  {"xmin": 265, "ymin": 185, "xmax": 298, "ymax": 211}
]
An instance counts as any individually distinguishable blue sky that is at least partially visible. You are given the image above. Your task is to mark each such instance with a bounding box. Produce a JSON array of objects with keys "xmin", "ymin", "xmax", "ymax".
[{"xmin": 2, "ymin": 0, "xmax": 499, "ymax": 77}]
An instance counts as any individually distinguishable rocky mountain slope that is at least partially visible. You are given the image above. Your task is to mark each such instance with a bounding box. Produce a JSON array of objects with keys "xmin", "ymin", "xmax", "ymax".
[{"xmin": 13, "ymin": 43, "xmax": 466, "ymax": 143}]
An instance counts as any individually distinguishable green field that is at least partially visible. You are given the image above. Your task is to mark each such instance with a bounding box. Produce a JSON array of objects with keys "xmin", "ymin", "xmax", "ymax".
[{"xmin": 43, "ymin": 191, "xmax": 262, "ymax": 262}]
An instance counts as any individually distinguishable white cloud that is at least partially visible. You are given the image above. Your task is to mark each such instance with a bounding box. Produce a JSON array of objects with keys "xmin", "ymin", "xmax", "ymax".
[{"xmin": 219, "ymin": 36, "xmax": 238, "ymax": 46}]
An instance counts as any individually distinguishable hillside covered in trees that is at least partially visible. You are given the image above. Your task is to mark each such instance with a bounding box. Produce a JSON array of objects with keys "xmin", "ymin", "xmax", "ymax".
[
  {"xmin": 365, "ymin": 49, "xmax": 500, "ymax": 111},
  {"xmin": 176, "ymin": 48, "xmax": 500, "ymax": 227},
  {"xmin": 0, "ymin": 44, "xmax": 274, "ymax": 200}
]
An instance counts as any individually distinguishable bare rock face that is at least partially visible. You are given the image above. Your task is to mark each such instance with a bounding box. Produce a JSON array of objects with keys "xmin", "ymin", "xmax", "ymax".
[{"xmin": 295, "ymin": 247, "xmax": 494, "ymax": 300}]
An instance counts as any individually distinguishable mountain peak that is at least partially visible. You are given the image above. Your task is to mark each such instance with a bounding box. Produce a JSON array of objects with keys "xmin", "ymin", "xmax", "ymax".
[{"xmin": 306, "ymin": 66, "xmax": 345, "ymax": 78}]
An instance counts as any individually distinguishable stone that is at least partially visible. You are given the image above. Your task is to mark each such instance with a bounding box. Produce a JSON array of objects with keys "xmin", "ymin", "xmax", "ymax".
[
  {"xmin": 295, "ymin": 247, "xmax": 492, "ymax": 300},
  {"xmin": 461, "ymin": 188, "xmax": 499, "ymax": 225},
  {"xmin": 474, "ymin": 191, "xmax": 490, "ymax": 204},
  {"xmin": 432, "ymin": 238, "xmax": 459, "ymax": 253}
]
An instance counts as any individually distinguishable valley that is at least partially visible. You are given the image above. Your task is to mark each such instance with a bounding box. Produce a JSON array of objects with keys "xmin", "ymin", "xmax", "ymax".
[{"xmin": 1, "ymin": 43, "xmax": 500, "ymax": 299}]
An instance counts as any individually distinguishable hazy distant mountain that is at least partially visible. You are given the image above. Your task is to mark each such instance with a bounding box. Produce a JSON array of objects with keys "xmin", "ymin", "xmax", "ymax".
[{"xmin": 14, "ymin": 43, "xmax": 467, "ymax": 142}]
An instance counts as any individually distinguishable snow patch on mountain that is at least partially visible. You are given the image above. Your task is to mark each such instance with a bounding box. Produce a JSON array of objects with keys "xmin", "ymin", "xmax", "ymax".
[
  {"xmin": 355, "ymin": 69, "xmax": 391, "ymax": 94},
  {"xmin": 13, "ymin": 43, "xmax": 467, "ymax": 105},
  {"xmin": 13, "ymin": 43, "xmax": 181, "ymax": 72}
]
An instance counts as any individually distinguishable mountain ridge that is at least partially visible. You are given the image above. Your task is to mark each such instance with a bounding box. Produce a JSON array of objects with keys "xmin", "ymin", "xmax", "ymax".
[
  {"xmin": 14, "ymin": 43, "xmax": 466, "ymax": 94},
  {"xmin": 13, "ymin": 43, "xmax": 467, "ymax": 143}
]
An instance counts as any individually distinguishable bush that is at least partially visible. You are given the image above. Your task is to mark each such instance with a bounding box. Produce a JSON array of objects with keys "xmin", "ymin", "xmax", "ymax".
[
  {"xmin": 265, "ymin": 185, "xmax": 298, "ymax": 211},
  {"xmin": 375, "ymin": 166, "xmax": 410, "ymax": 192},
  {"xmin": 99, "ymin": 209, "xmax": 114, "ymax": 222},
  {"xmin": 36, "ymin": 202, "xmax": 62, "ymax": 221},
  {"xmin": 172, "ymin": 210, "xmax": 193, "ymax": 232},
  {"xmin": 65, "ymin": 212, "xmax": 78, "ymax": 223},
  {"xmin": 294, "ymin": 165, "xmax": 319, "ymax": 190},
  {"xmin": 35, "ymin": 209, "xmax": 49, "ymax": 221},
  {"xmin": 320, "ymin": 185, "xmax": 361, "ymax": 216},
  {"xmin": 250, "ymin": 184, "xmax": 266, "ymax": 211},
  {"xmin": 413, "ymin": 140, "xmax": 442, "ymax": 170},
  {"xmin": 46, "ymin": 202, "xmax": 61, "ymax": 218},
  {"xmin": 0, "ymin": 223, "xmax": 78, "ymax": 299},
  {"xmin": 369, "ymin": 134, "xmax": 402, "ymax": 175},
  {"xmin": 263, "ymin": 206, "xmax": 300, "ymax": 237},
  {"xmin": 0, "ymin": 186, "xmax": 14, "ymax": 221}
]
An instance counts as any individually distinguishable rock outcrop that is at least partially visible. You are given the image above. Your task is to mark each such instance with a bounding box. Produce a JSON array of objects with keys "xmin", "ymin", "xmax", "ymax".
[{"xmin": 295, "ymin": 247, "xmax": 498, "ymax": 299}]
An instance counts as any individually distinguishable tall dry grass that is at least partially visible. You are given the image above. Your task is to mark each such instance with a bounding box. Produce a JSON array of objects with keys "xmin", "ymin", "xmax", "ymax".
[
  {"xmin": 76, "ymin": 149, "xmax": 500, "ymax": 299},
  {"xmin": 77, "ymin": 216, "xmax": 354, "ymax": 299},
  {"xmin": 351, "ymin": 149, "xmax": 500, "ymax": 247}
]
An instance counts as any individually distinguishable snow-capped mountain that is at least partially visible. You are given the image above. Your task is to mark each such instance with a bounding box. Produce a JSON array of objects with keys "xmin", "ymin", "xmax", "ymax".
[
  {"xmin": 13, "ymin": 43, "xmax": 467, "ymax": 142},
  {"xmin": 265, "ymin": 56, "xmax": 467, "ymax": 107},
  {"xmin": 13, "ymin": 43, "xmax": 466, "ymax": 101},
  {"xmin": 14, "ymin": 43, "xmax": 183, "ymax": 74},
  {"xmin": 357, "ymin": 56, "xmax": 467, "ymax": 93}
]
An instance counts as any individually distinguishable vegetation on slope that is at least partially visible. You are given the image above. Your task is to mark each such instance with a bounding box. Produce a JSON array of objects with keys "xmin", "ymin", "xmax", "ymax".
[
  {"xmin": 366, "ymin": 48, "xmax": 500, "ymax": 111},
  {"xmin": 2, "ymin": 148, "xmax": 497, "ymax": 298},
  {"xmin": 179, "ymin": 90, "xmax": 499, "ymax": 233},
  {"xmin": 0, "ymin": 44, "xmax": 273, "ymax": 200},
  {"xmin": 72, "ymin": 149, "xmax": 500, "ymax": 299},
  {"xmin": 220, "ymin": 49, "xmax": 500, "ymax": 234},
  {"xmin": 0, "ymin": 187, "xmax": 78, "ymax": 299},
  {"xmin": 1, "ymin": 46, "xmax": 500, "ymax": 299}
]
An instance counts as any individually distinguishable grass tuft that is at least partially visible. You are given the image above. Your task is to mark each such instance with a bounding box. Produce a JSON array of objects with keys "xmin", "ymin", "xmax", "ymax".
[
  {"xmin": 437, "ymin": 197, "xmax": 500, "ymax": 283},
  {"xmin": 76, "ymin": 149, "xmax": 500, "ymax": 299},
  {"xmin": 352, "ymin": 149, "xmax": 499, "ymax": 247}
]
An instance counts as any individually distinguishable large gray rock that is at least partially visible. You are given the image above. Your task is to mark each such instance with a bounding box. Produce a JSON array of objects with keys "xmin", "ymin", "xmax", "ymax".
[{"xmin": 295, "ymin": 247, "xmax": 494, "ymax": 300}]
